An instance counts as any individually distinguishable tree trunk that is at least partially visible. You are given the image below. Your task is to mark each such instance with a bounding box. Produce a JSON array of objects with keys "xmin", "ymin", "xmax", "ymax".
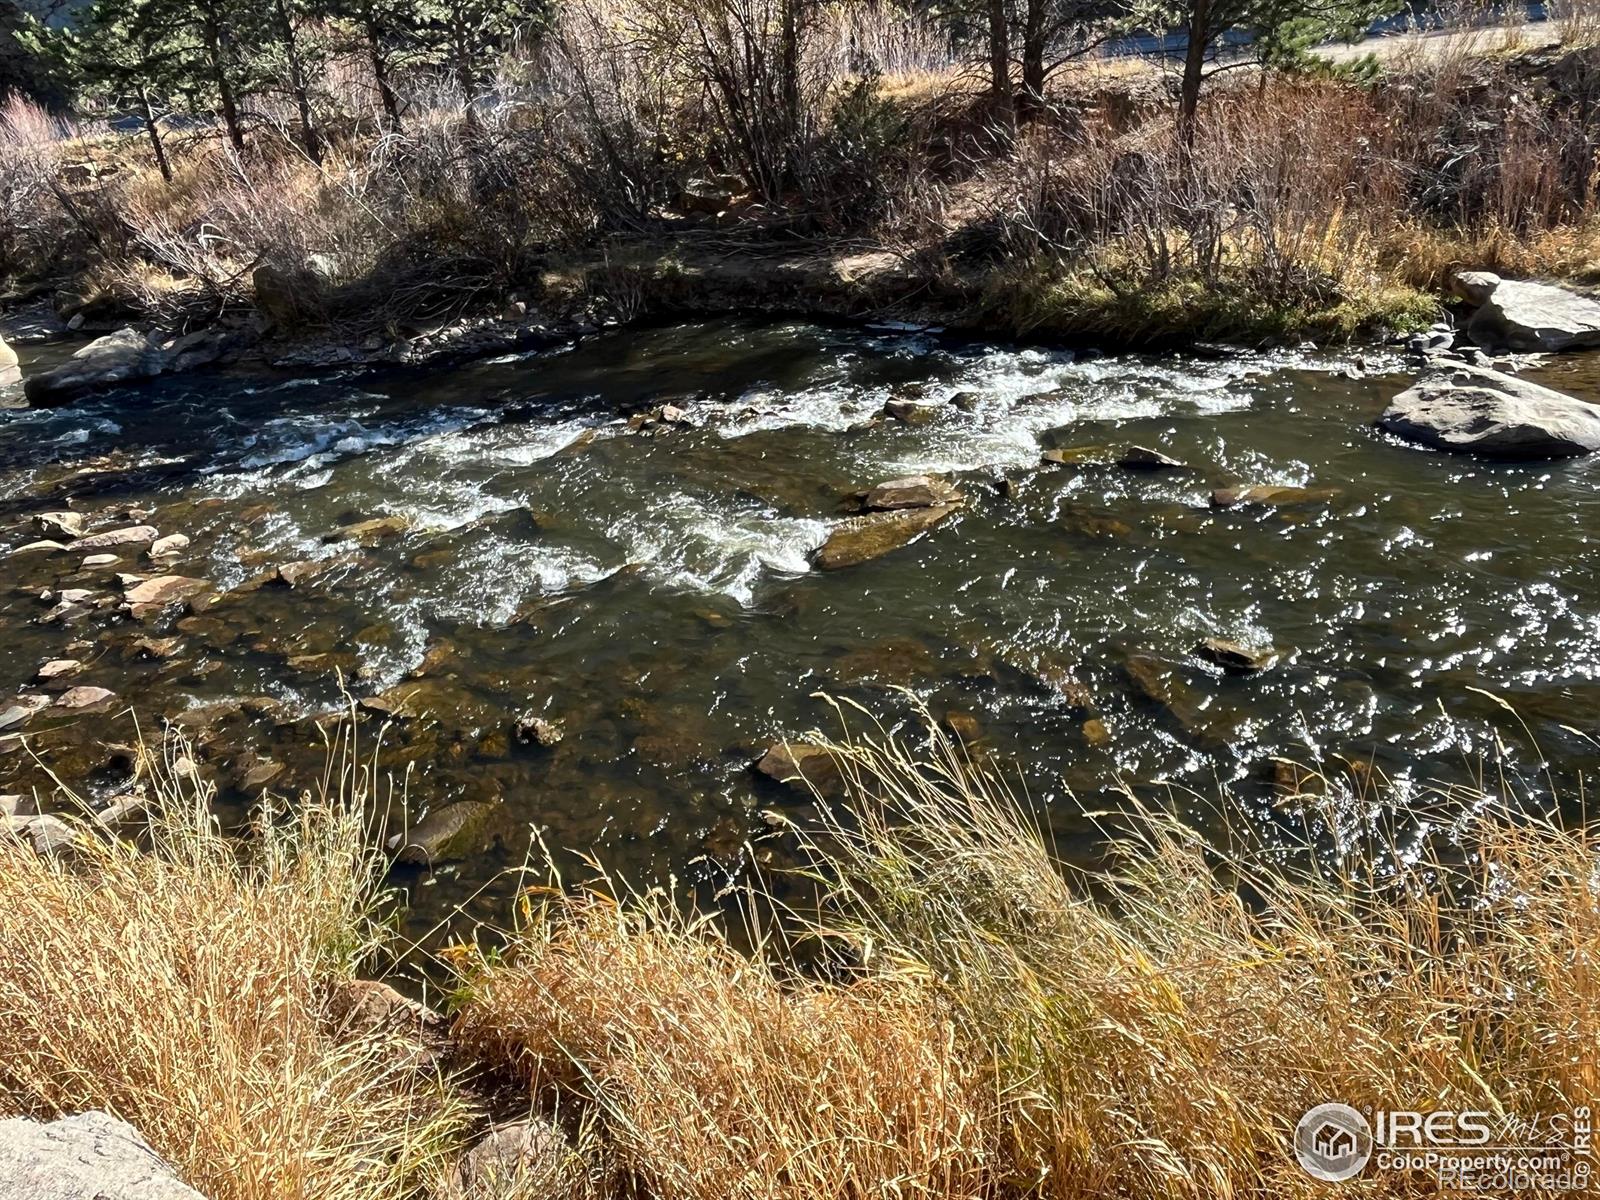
[
  {"xmin": 987, "ymin": 0, "xmax": 1012, "ymax": 111},
  {"xmin": 365, "ymin": 17, "xmax": 403, "ymax": 132},
  {"xmin": 138, "ymin": 88, "xmax": 171, "ymax": 182},
  {"xmin": 452, "ymin": 6, "xmax": 479, "ymax": 127},
  {"xmin": 272, "ymin": 0, "xmax": 322, "ymax": 163},
  {"xmin": 779, "ymin": 0, "xmax": 800, "ymax": 188},
  {"xmin": 1019, "ymin": 0, "xmax": 1045, "ymax": 122},
  {"xmin": 201, "ymin": 4, "xmax": 246, "ymax": 153},
  {"xmin": 1178, "ymin": 0, "xmax": 1210, "ymax": 143}
]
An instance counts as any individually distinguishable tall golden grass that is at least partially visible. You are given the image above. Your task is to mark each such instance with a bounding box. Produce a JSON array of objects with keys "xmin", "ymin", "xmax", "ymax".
[
  {"xmin": 0, "ymin": 709, "xmax": 1595, "ymax": 1199},
  {"xmin": 0, "ymin": 732, "xmax": 467, "ymax": 1200}
]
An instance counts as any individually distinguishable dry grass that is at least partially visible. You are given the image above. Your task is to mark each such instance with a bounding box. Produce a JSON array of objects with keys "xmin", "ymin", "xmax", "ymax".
[
  {"xmin": 447, "ymin": 699, "xmax": 1600, "ymax": 1200},
  {"xmin": 0, "ymin": 729, "xmax": 468, "ymax": 1200},
  {"xmin": 454, "ymin": 889, "xmax": 991, "ymax": 1200},
  {"xmin": 1, "ymin": 704, "xmax": 1595, "ymax": 1199}
]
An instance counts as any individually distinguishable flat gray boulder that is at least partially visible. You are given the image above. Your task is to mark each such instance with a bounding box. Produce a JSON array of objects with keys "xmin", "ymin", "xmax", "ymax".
[
  {"xmin": 0, "ymin": 1111, "xmax": 208, "ymax": 1199},
  {"xmin": 1461, "ymin": 274, "xmax": 1600, "ymax": 352},
  {"xmin": 1378, "ymin": 363, "xmax": 1600, "ymax": 459},
  {"xmin": 23, "ymin": 328, "xmax": 227, "ymax": 405}
]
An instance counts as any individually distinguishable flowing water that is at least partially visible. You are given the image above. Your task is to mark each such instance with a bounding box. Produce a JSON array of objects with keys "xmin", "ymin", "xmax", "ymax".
[{"xmin": 3, "ymin": 319, "xmax": 1598, "ymax": 932}]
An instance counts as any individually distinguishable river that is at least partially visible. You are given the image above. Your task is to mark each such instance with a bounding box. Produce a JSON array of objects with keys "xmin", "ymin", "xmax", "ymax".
[{"xmin": 3, "ymin": 319, "xmax": 1598, "ymax": 933}]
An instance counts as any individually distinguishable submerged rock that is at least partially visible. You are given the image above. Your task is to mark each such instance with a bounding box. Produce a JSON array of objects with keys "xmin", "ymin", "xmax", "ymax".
[
  {"xmin": 811, "ymin": 505, "xmax": 956, "ymax": 570},
  {"xmin": 755, "ymin": 742, "xmax": 844, "ymax": 794},
  {"xmin": 34, "ymin": 659, "xmax": 84, "ymax": 685},
  {"xmin": 1210, "ymin": 485, "xmax": 1340, "ymax": 509},
  {"xmin": 327, "ymin": 515, "xmax": 410, "ymax": 546},
  {"xmin": 0, "ymin": 1110, "xmax": 206, "ymax": 1199},
  {"xmin": 512, "ymin": 712, "xmax": 564, "ymax": 748},
  {"xmin": 1378, "ymin": 363, "xmax": 1600, "ymax": 459},
  {"xmin": 147, "ymin": 533, "xmax": 190, "ymax": 560},
  {"xmin": 1118, "ymin": 445, "xmax": 1186, "ymax": 470},
  {"xmin": 392, "ymin": 800, "xmax": 511, "ymax": 867},
  {"xmin": 860, "ymin": 474, "xmax": 961, "ymax": 511},
  {"xmin": 880, "ymin": 398, "xmax": 940, "ymax": 425}
]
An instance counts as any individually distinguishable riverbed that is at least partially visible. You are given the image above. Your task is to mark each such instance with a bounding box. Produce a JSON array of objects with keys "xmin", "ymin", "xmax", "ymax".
[{"xmin": 3, "ymin": 319, "xmax": 1598, "ymax": 932}]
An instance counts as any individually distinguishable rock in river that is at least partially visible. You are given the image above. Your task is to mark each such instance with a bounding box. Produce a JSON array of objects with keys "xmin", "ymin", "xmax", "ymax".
[
  {"xmin": 23, "ymin": 327, "xmax": 226, "ymax": 404},
  {"xmin": 861, "ymin": 474, "xmax": 962, "ymax": 511},
  {"xmin": 1210, "ymin": 485, "xmax": 1340, "ymax": 509},
  {"xmin": 392, "ymin": 800, "xmax": 511, "ymax": 867},
  {"xmin": 34, "ymin": 511, "xmax": 85, "ymax": 540},
  {"xmin": 54, "ymin": 685, "xmax": 116, "ymax": 710},
  {"xmin": 755, "ymin": 742, "xmax": 844, "ymax": 794},
  {"xmin": 69, "ymin": 524, "xmax": 159, "ymax": 552},
  {"xmin": 1458, "ymin": 272, "xmax": 1600, "ymax": 352},
  {"xmin": 123, "ymin": 575, "xmax": 212, "ymax": 620},
  {"xmin": 1118, "ymin": 445, "xmax": 1186, "ymax": 469},
  {"xmin": 811, "ymin": 504, "xmax": 956, "ymax": 570},
  {"xmin": 1193, "ymin": 637, "xmax": 1278, "ymax": 675},
  {"xmin": 1377, "ymin": 363, "xmax": 1600, "ymax": 459}
]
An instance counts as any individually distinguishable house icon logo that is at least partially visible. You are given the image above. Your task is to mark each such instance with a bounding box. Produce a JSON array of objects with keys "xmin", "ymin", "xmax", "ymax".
[{"xmin": 1294, "ymin": 1103, "xmax": 1373, "ymax": 1181}]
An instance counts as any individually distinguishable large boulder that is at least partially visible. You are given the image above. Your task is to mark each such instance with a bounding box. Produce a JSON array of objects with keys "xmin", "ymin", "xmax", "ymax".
[
  {"xmin": 0, "ymin": 332, "xmax": 19, "ymax": 387},
  {"xmin": 1459, "ymin": 273, "xmax": 1600, "ymax": 352},
  {"xmin": 23, "ymin": 328, "xmax": 226, "ymax": 405},
  {"xmin": 1377, "ymin": 363, "xmax": 1600, "ymax": 459},
  {"xmin": 0, "ymin": 1110, "xmax": 208, "ymax": 1199}
]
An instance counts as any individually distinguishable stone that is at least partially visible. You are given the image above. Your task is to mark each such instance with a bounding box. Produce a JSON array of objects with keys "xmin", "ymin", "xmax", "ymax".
[
  {"xmin": 512, "ymin": 713, "xmax": 564, "ymax": 748},
  {"xmin": 81, "ymin": 553, "xmax": 120, "ymax": 568},
  {"xmin": 35, "ymin": 511, "xmax": 85, "ymax": 539},
  {"xmin": 1377, "ymin": 364, "xmax": 1600, "ymax": 459},
  {"xmin": 1194, "ymin": 637, "xmax": 1278, "ymax": 675},
  {"xmin": 0, "ymin": 694, "xmax": 51, "ymax": 730},
  {"xmin": 34, "ymin": 659, "xmax": 84, "ymax": 684},
  {"xmin": 123, "ymin": 575, "xmax": 212, "ymax": 620},
  {"xmin": 0, "ymin": 812, "xmax": 77, "ymax": 856},
  {"xmin": 861, "ymin": 475, "xmax": 962, "ymax": 511},
  {"xmin": 274, "ymin": 558, "xmax": 341, "ymax": 587},
  {"xmin": 23, "ymin": 329, "xmax": 149, "ymax": 404},
  {"xmin": 252, "ymin": 257, "xmax": 339, "ymax": 327},
  {"xmin": 1465, "ymin": 276, "xmax": 1600, "ymax": 352},
  {"xmin": 881, "ymin": 399, "xmax": 940, "ymax": 425},
  {"xmin": 69, "ymin": 525, "xmax": 159, "ymax": 552},
  {"xmin": 1122, "ymin": 654, "xmax": 1220, "ymax": 747},
  {"xmin": 453, "ymin": 1120, "xmax": 572, "ymax": 1200},
  {"xmin": 1210, "ymin": 485, "xmax": 1341, "ymax": 509},
  {"xmin": 11, "ymin": 539, "xmax": 66, "ymax": 555},
  {"xmin": 948, "ymin": 390, "xmax": 981, "ymax": 412},
  {"xmin": 1450, "ymin": 270, "xmax": 1501, "ymax": 306},
  {"xmin": 147, "ymin": 533, "xmax": 190, "ymax": 559},
  {"xmin": 327, "ymin": 515, "xmax": 409, "ymax": 546},
  {"xmin": 55, "ymin": 685, "xmax": 116, "ymax": 710},
  {"xmin": 392, "ymin": 800, "xmax": 510, "ymax": 867},
  {"xmin": 1118, "ymin": 445, "xmax": 1186, "ymax": 469},
  {"xmin": 127, "ymin": 636, "xmax": 182, "ymax": 660},
  {"xmin": 0, "ymin": 1110, "xmax": 206, "ymax": 1199},
  {"xmin": 680, "ymin": 178, "xmax": 735, "ymax": 214},
  {"xmin": 942, "ymin": 711, "xmax": 983, "ymax": 743},
  {"xmin": 754, "ymin": 742, "xmax": 844, "ymax": 794},
  {"xmin": 237, "ymin": 753, "xmax": 286, "ymax": 792},
  {"xmin": 810, "ymin": 505, "xmax": 956, "ymax": 570},
  {"xmin": 0, "ymin": 332, "xmax": 18, "ymax": 388},
  {"xmin": 1040, "ymin": 444, "xmax": 1118, "ymax": 466}
]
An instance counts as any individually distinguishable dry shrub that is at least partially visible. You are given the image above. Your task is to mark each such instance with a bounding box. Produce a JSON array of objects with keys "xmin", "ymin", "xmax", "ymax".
[
  {"xmin": 456, "ymin": 890, "xmax": 992, "ymax": 1200},
  {"xmin": 808, "ymin": 704, "xmax": 1600, "ymax": 1199},
  {"xmin": 0, "ymin": 93, "xmax": 72, "ymax": 285},
  {"xmin": 0, "ymin": 734, "xmax": 466, "ymax": 1200}
]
